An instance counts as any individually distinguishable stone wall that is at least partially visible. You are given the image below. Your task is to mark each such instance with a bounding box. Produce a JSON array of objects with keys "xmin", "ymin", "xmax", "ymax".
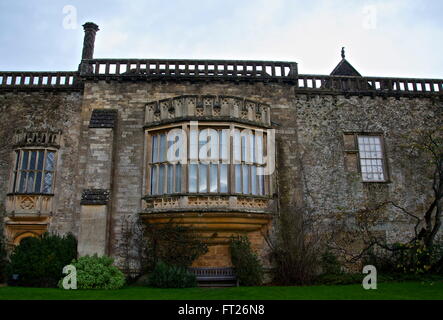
[
  {"xmin": 294, "ymin": 94, "xmax": 443, "ymax": 244},
  {"xmin": 0, "ymin": 91, "xmax": 83, "ymax": 240},
  {"xmin": 78, "ymin": 80, "xmax": 298, "ymax": 268},
  {"xmin": 0, "ymin": 79, "xmax": 441, "ymax": 272}
]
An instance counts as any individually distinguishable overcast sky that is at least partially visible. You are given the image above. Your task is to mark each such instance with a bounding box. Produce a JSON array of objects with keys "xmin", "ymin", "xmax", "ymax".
[{"xmin": 0, "ymin": 0, "xmax": 442, "ymax": 78}]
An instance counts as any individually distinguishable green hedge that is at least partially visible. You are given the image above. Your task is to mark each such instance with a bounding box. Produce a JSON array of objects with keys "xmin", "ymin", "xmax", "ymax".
[
  {"xmin": 7, "ymin": 233, "xmax": 77, "ymax": 287},
  {"xmin": 148, "ymin": 261, "xmax": 197, "ymax": 288},
  {"xmin": 0, "ymin": 234, "xmax": 7, "ymax": 284},
  {"xmin": 63, "ymin": 255, "xmax": 125, "ymax": 290}
]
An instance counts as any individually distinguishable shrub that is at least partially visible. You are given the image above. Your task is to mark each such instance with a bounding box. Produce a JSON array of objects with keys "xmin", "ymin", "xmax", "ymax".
[
  {"xmin": 314, "ymin": 273, "xmax": 362, "ymax": 285},
  {"xmin": 7, "ymin": 232, "xmax": 77, "ymax": 287},
  {"xmin": 65, "ymin": 255, "xmax": 125, "ymax": 290},
  {"xmin": 230, "ymin": 236, "xmax": 263, "ymax": 286},
  {"xmin": 320, "ymin": 250, "xmax": 343, "ymax": 275},
  {"xmin": 266, "ymin": 207, "xmax": 322, "ymax": 285},
  {"xmin": 362, "ymin": 241, "xmax": 443, "ymax": 275},
  {"xmin": 0, "ymin": 233, "xmax": 7, "ymax": 284},
  {"xmin": 144, "ymin": 221, "xmax": 208, "ymax": 270},
  {"xmin": 148, "ymin": 261, "xmax": 197, "ymax": 288}
]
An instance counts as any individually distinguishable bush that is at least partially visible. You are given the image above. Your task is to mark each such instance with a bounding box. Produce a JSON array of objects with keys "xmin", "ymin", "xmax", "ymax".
[
  {"xmin": 144, "ymin": 221, "xmax": 208, "ymax": 270},
  {"xmin": 148, "ymin": 261, "xmax": 197, "ymax": 288},
  {"xmin": 230, "ymin": 236, "xmax": 263, "ymax": 286},
  {"xmin": 320, "ymin": 250, "xmax": 343, "ymax": 275},
  {"xmin": 0, "ymin": 234, "xmax": 7, "ymax": 284},
  {"xmin": 65, "ymin": 255, "xmax": 125, "ymax": 290},
  {"xmin": 362, "ymin": 241, "xmax": 443, "ymax": 275},
  {"xmin": 266, "ymin": 207, "xmax": 322, "ymax": 285},
  {"xmin": 7, "ymin": 232, "xmax": 77, "ymax": 287},
  {"xmin": 314, "ymin": 273, "xmax": 362, "ymax": 285}
]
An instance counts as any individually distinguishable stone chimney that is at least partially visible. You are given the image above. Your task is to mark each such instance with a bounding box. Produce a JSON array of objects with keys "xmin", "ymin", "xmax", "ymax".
[
  {"xmin": 79, "ymin": 22, "xmax": 99, "ymax": 72},
  {"xmin": 81, "ymin": 22, "xmax": 99, "ymax": 60}
]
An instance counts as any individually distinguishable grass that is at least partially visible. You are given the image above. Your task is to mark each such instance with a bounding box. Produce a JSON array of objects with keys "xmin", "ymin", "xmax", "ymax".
[{"xmin": 0, "ymin": 281, "xmax": 443, "ymax": 300}]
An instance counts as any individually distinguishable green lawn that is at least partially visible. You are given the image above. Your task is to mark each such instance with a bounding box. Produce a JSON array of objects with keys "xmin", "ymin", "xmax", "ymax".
[{"xmin": 0, "ymin": 281, "xmax": 442, "ymax": 300}]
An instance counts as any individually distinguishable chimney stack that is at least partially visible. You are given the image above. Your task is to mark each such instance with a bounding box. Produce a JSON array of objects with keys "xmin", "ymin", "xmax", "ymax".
[{"xmin": 81, "ymin": 22, "xmax": 99, "ymax": 60}]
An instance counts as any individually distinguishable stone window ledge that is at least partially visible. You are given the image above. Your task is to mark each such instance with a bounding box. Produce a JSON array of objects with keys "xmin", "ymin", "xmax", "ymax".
[
  {"xmin": 6, "ymin": 194, "xmax": 54, "ymax": 215},
  {"xmin": 142, "ymin": 194, "xmax": 274, "ymax": 212}
]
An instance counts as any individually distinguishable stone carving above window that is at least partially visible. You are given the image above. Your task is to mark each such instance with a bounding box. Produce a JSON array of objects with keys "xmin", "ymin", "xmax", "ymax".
[
  {"xmin": 145, "ymin": 95, "xmax": 271, "ymax": 127},
  {"xmin": 13, "ymin": 129, "xmax": 61, "ymax": 148}
]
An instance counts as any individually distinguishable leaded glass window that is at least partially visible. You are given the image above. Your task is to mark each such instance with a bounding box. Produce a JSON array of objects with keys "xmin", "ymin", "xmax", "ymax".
[
  {"xmin": 11, "ymin": 149, "xmax": 56, "ymax": 194},
  {"xmin": 150, "ymin": 132, "xmax": 182, "ymax": 195},
  {"xmin": 147, "ymin": 124, "xmax": 269, "ymax": 196}
]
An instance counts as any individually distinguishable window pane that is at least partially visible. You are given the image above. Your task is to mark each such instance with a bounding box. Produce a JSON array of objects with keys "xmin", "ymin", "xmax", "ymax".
[
  {"xmin": 37, "ymin": 151, "xmax": 44, "ymax": 170},
  {"xmin": 210, "ymin": 164, "xmax": 218, "ymax": 192},
  {"xmin": 241, "ymin": 135, "xmax": 246, "ymax": 162},
  {"xmin": 21, "ymin": 151, "xmax": 29, "ymax": 170},
  {"xmin": 249, "ymin": 132, "xmax": 255, "ymax": 163},
  {"xmin": 158, "ymin": 164, "xmax": 165, "ymax": 194},
  {"xmin": 220, "ymin": 129, "xmax": 229, "ymax": 162},
  {"xmin": 19, "ymin": 172, "xmax": 27, "ymax": 193},
  {"xmin": 199, "ymin": 130, "xmax": 209, "ymax": 161},
  {"xmin": 43, "ymin": 172, "xmax": 53, "ymax": 193},
  {"xmin": 233, "ymin": 129, "xmax": 241, "ymax": 163},
  {"xmin": 167, "ymin": 164, "xmax": 173, "ymax": 194},
  {"xmin": 220, "ymin": 164, "xmax": 228, "ymax": 193},
  {"xmin": 14, "ymin": 151, "xmax": 20, "ymax": 170},
  {"xmin": 26, "ymin": 172, "xmax": 35, "ymax": 192},
  {"xmin": 150, "ymin": 166, "xmax": 157, "ymax": 195},
  {"xmin": 175, "ymin": 164, "xmax": 181, "ymax": 193},
  {"xmin": 256, "ymin": 134, "xmax": 264, "ymax": 164},
  {"xmin": 159, "ymin": 134, "xmax": 166, "ymax": 162},
  {"xmin": 235, "ymin": 164, "xmax": 241, "ymax": 193},
  {"xmin": 257, "ymin": 167, "xmax": 264, "ymax": 195},
  {"xmin": 242, "ymin": 165, "xmax": 249, "ymax": 194},
  {"xmin": 151, "ymin": 135, "xmax": 158, "ymax": 162},
  {"xmin": 45, "ymin": 152, "xmax": 55, "ymax": 171},
  {"xmin": 12, "ymin": 151, "xmax": 19, "ymax": 192},
  {"xmin": 174, "ymin": 135, "xmax": 181, "ymax": 160},
  {"xmin": 35, "ymin": 172, "xmax": 42, "ymax": 193},
  {"xmin": 251, "ymin": 165, "xmax": 257, "ymax": 195},
  {"xmin": 188, "ymin": 164, "xmax": 197, "ymax": 192},
  {"xmin": 29, "ymin": 151, "xmax": 37, "ymax": 170},
  {"xmin": 190, "ymin": 129, "xmax": 199, "ymax": 161},
  {"xmin": 208, "ymin": 129, "xmax": 219, "ymax": 161},
  {"xmin": 199, "ymin": 164, "xmax": 207, "ymax": 192}
]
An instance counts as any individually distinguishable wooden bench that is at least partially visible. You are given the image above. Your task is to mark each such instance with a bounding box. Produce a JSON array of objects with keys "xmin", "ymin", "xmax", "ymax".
[{"xmin": 188, "ymin": 267, "xmax": 239, "ymax": 287}]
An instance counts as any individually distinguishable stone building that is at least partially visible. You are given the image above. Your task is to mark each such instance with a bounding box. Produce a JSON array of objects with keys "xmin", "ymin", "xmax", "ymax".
[{"xmin": 0, "ymin": 22, "xmax": 442, "ymax": 273}]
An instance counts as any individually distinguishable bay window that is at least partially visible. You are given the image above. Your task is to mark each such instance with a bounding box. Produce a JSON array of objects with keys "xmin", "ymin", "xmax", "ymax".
[{"xmin": 147, "ymin": 123, "xmax": 269, "ymax": 196}]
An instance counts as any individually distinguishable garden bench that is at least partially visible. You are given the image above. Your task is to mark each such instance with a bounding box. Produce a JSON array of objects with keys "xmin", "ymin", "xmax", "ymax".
[{"xmin": 188, "ymin": 267, "xmax": 239, "ymax": 287}]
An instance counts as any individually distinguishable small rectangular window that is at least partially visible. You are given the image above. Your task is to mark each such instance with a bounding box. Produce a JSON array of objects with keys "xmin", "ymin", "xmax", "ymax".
[{"xmin": 357, "ymin": 135, "xmax": 386, "ymax": 182}]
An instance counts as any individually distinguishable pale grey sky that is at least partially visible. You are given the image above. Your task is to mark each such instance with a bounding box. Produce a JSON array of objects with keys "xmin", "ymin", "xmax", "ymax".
[{"xmin": 1, "ymin": 0, "xmax": 442, "ymax": 78}]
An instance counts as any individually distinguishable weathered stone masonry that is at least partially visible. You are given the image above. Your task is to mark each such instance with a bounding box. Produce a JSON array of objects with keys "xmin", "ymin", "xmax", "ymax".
[{"xmin": 0, "ymin": 22, "xmax": 442, "ymax": 272}]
